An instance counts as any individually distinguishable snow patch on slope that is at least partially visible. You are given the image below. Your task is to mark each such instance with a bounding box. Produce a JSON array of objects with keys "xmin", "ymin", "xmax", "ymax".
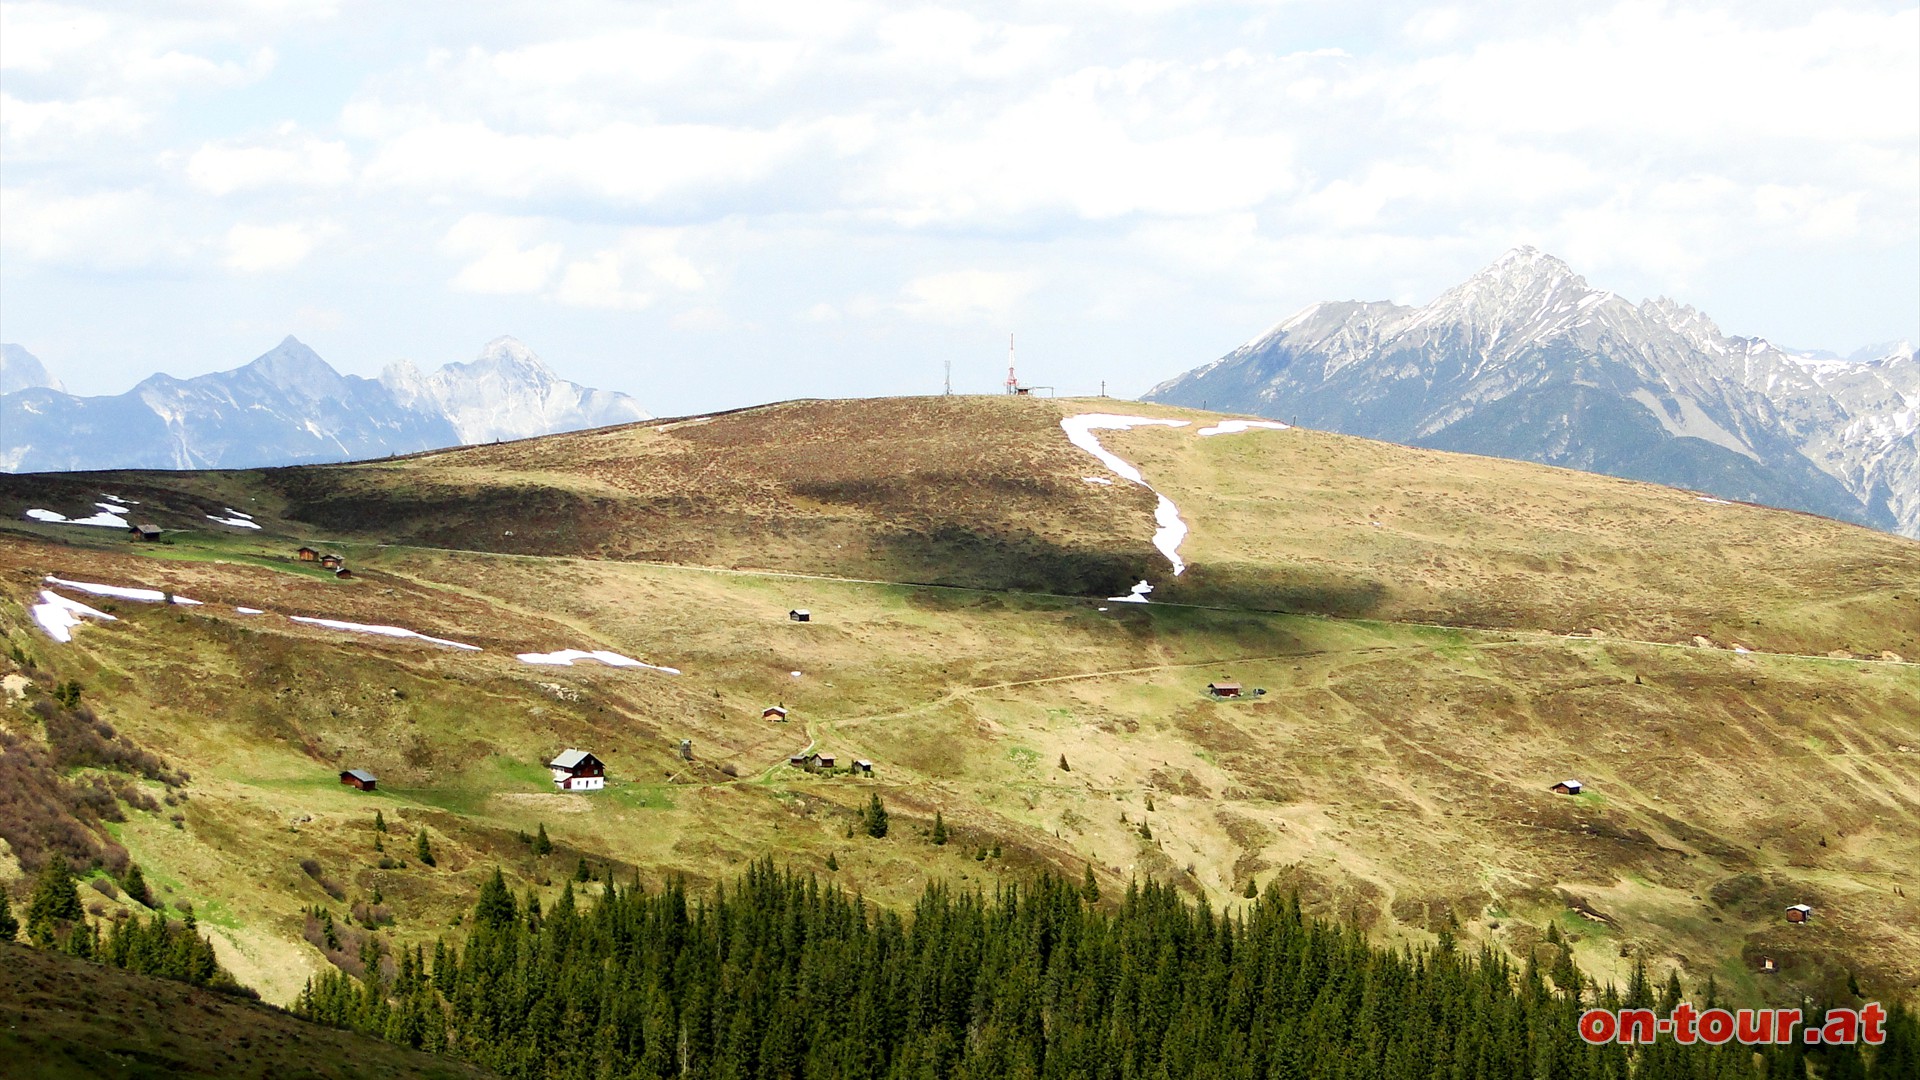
[
  {"xmin": 517, "ymin": 649, "xmax": 680, "ymax": 674},
  {"xmin": 289, "ymin": 616, "xmax": 481, "ymax": 651},
  {"xmin": 31, "ymin": 591, "xmax": 116, "ymax": 642},
  {"xmin": 44, "ymin": 576, "xmax": 203, "ymax": 605},
  {"xmin": 1060, "ymin": 414, "xmax": 1191, "ymax": 575}
]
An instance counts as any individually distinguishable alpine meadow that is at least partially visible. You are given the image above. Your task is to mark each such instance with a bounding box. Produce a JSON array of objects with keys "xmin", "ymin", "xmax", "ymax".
[{"xmin": 1, "ymin": 395, "xmax": 1916, "ymax": 1076}]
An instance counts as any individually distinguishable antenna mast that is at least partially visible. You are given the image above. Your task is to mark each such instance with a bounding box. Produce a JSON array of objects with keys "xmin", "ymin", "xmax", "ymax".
[
  {"xmin": 1005, "ymin": 333, "xmax": 1018, "ymax": 394},
  {"xmin": 944, "ymin": 359, "xmax": 952, "ymax": 396}
]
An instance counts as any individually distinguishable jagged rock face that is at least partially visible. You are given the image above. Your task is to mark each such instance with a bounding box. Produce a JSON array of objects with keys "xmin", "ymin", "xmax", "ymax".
[
  {"xmin": 0, "ymin": 336, "xmax": 649, "ymax": 473},
  {"xmin": 1, "ymin": 344, "xmax": 64, "ymax": 395},
  {"xmin": 1147, "ymin": 248, "xmax": 1919, "ymax": 537},
  {"xmin": 380, "ymin": 336, "xmax": 649, "ymax": 445}
]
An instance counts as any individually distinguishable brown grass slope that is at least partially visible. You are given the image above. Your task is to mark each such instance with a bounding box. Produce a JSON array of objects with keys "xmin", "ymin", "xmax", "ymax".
[
  {"xmin": 0, "ymin": 942, "xmax": 490, "ymax": 1079},
  {"xmin": 4, "ymin": 394, "xmax": 1913, "ymax": 657},
  {"xmin": 0, "ymin": 394, "xmax": 1916, "ymax": 1013}
]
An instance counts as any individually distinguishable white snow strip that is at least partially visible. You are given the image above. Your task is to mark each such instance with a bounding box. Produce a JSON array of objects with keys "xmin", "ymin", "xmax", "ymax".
[
  {"xmin": 101, "ymin": 494, "xmax": 138, "ymax": 505},
  {"xmin": 206, "ymin": 514, "xmax": 262, "ymax": 529},
  {"xmin": 235, "ymin": 607, "xmax": 265, "ymax": 615},
  {"xmin": 289, "ymin": 616, "xmax": 480, "ymax": 651},
  {"xmin": 1108, "ymin": 580, "xmax": 1154, "ymax": 603},
  {"xmin": 44, "ymin": 576, "xmax": 203, "ymax": 605},
  {"xmin": 222, "ymin": 508, "xmax": 254, "ymax": 520},
  {"xmin": 791, "ymin": 670, "xmax": 802, "ymax": 678},
  {"xmin": 31, "ymin": 590, "xmax": 116, "ymax": 642},
  {"xmin": 1196, "ymin": 419, "xmax": 1291, "ymax": 437},
  {"xmin": 1082, "ymin": 476, "xmax": 1114, "ymax": 485},
  {"xmin": 1696, "ymin": 496, "xmax": 1733, "ymax": 505},
  {"xmin": 1060, "ymin": 414, "xmax": 1192, "ymax": 575},
  {"xmin": 26, "ymin": 507, "xmax": 130, "ymax": 528},
  {"xmin": 516, "ymin": 649, "xmax": 680, "ymax": 674}
]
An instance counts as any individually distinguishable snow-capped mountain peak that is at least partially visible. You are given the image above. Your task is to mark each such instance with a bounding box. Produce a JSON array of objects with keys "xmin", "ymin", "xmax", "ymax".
[
  {"xmin": 1146, "ymin": 249, "xmax": 1920, "ymax": 538},
  {"xmin": 2, "ymin": 336, "xmax": 650, "ymax": 473}
]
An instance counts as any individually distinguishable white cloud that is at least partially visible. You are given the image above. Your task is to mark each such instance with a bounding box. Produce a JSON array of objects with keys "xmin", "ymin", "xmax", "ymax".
[
  {"xmin": 185, "ymin": 130, "xmax": 353, "ymax": 195},
  {"xmin": 223, "ymin": 221, "xmax": 329, "ymax": 271},
  {"xmin": 442, "ymin": 214, "xmax": 564, "ymax": 294},
  {"xmin": 0, "ymin": 186, "xmax": 181, "ymax": 269},
  {"xmin": 898, "ymin": 269, "xmax": 1037, "ymax": 324}
]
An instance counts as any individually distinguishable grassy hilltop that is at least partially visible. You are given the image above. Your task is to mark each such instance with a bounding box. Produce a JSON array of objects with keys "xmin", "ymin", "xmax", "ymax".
[{"xmin": 1, "ymin": 394, "xmax": 1916, "ymax": 1011}]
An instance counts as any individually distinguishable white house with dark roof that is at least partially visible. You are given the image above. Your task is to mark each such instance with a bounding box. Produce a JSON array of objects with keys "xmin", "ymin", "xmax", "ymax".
[{"xmin": 550, "ymin": 749, "xmax": 605, "ymax": 792}]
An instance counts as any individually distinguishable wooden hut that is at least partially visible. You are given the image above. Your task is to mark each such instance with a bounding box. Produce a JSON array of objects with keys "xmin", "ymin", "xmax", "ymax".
[
  {"xmin": 789, "ymin": 609, "xmax": 811, "ymax": 623},
  {"xmin": 1551, "ymin": 780, "xmax": 1584, "ymax": 795},
  {"xmin": 296, "ymin": 546, "xmax": 319, "ymax": 561},
  {"xmin": 339, "ymin": 769, "xmax": 377, "ymax": 791},
  {"xmin": 1207, "ymin": 681, "xmax": 1242, "ymax": 698},
  {"xmin": 1785, "ymin": 904, "xmax": 1813, "ymax": 924},
  {"xmin": 763, "ymin": 706, "xmax": 789, "ymax": 721}
]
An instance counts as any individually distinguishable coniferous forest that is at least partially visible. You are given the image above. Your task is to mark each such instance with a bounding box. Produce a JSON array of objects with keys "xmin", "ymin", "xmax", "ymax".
[{"xmin": 292, "ymin": 860, "xmax": 1919, "ymax": 1080}]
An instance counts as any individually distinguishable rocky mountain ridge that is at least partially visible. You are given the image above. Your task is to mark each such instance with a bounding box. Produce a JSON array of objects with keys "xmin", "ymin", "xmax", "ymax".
[
  {"xmin": 0, "ymin": 336, "xmax": 649, "ymax": 473},
  {"xmin": 1146, "ymin": 248, "xmax": 1919, "ymax": 536}
]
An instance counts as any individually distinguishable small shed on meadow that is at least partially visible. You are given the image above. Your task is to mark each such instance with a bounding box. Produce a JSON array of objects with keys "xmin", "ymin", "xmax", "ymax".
[
  {"xmin": 789, "ymin": 754, "xmax": 810, "ymax": 768},
  {"xmin": 296, "ymin": 546, "xmax": 319, "ymax": 561},
  {"xmin": 339, "ymin": 769, "xmax": 377, "ymax": 791},
  {"xmin": 1758, "ymin": 956, "xmax": 1778, "ymax": 974},
  {"xmin": 319, "ymin": 554, "xmax": 344, "ymax": 570},
  {"xmin": 1208, "ymin": 681, "xmax": 1242, "ymax": 698},
  {"xmin": 763, "ymin": 706, "xmax": 789, "ymax": 721},
  {"xmin": 810, "ymin": 753, "xmax": 836, "ymax": 771},
  {"xmin": 852, "ymin": 759, "xmax": 873, "ymax": 775},
  {"xmin": 1552, "ymin": 780, "xmax": 1584, "ymax": 796},
  {"xmin": 789, "ymin": 609, "xmax": 811, "ymax": 623},
  {"xmin": 334, "ymin": 567, "xmax": 353, "ymax": 579},
  {"xmin": 131, "ymin": 523, "xmax": 161, "ymax": 541},
  {"xmin": 1785, "ymin": 904, "xmax": 1813, "ymax": 924},
  {"xmin": 550, "ymin": 749, "xmax": 606, "ymax": 792}
]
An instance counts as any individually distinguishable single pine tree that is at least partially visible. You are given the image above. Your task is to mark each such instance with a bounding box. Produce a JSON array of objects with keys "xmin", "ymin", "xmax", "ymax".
[
  {"xmin": 0, "ymin": 896, "xmax": 17, "ymax": 942},
  {"xmin": 533, "ymin": 823, "xmax": 553, "ymax": 856},
  {"xmin": 121, "ymin": 862, "xmax": 153, "ymax": 908},
  {"xmin": 930, "ymin": 811, "xmax": 948, "ymax": 846},
  {"xmin": 26, "ymin": 854, "xmax": 84, "ymax": 945},
  {"xmin": 374, "ymin": 809, "xmax": 387, "ymax": 833},
  {"xmin": 864, "ymin": 794, "xmax": 889, "ymax": 838},
  {"xmin": 415, "ymin": 829, "xmax": 436, "ymax": 867},
  {"xmin": 1242, "ymin": 878, "xmax": 1258, "ymax": 899},
  {"xmin": 574, "ymin": 857, "xmax": 591, "ymax": 882},
  {"xmin": 825, "ymin": 853, "xmax": 838, "ymax": 871},
  {"xmin": 1081, "ymin": 864, "xmax": 1100, "ymax": 903}
]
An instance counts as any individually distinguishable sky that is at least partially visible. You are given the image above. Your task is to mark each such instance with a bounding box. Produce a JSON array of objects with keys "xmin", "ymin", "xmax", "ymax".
[{"xmin": 2, "ymin": 0, "xmax": 1916, "ymax": 415}]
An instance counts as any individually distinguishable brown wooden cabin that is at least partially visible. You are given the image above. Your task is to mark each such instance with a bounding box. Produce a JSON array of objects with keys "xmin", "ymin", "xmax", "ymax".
[
  {"xmin": 296, "ymin": 546, "xmax": 319, "ymax": 561},
  {"xmin": 1208, "ymin": 681, "xmax": 1242, "ymax": 698},
  {"xmin": 1785, "ymin": 904, "xmax": 1813, "ymax": 924},
  {"xmin": 130, "ymin": 523, "xmax": 161, "ymax": 541},
  {"xmin": 319, "ymin": 554, "xmax": 344, "ymax": 570},
  {"xmin": 334, "ymin": 567, "xmax": 353, "ymax": 579},
  {"xmin": 852, "ymin": 759, "xmax": 873, "ymax": 775},
  {"xmin": 811, "ymin": 753, "xmax": 836, "ymax": 770},
  {"xmin": 339, "ymin": 769, "xmax": 377, "ymax": 791},
  {"xmin": 763, "ymin": 706, "xmax": 789, "ymax": 721},
  {"xmin": 1552, "ymin": 780, "xmax": 1584, "ymax": 795},
  {"xmin": 789, "ymin": 609, "xmax": 811, "ymax": 622}
]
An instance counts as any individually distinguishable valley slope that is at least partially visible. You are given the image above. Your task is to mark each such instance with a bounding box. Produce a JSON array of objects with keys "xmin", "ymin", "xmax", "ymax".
[{"xmin": 1, "ymin": 395, "xmax": 1916, "ymax": 1011}]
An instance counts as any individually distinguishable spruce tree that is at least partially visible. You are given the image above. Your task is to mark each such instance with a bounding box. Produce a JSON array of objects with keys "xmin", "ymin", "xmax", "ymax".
[
  {"xmin": 930, "ymin": 811, "xmax": 947, "ymax": 846},
  {"xmin": 533, "ymin": 823, "xmax": 553, "ymax": 856},
  {"xmin": 374, "ymin": 809, "xmax": 387, "ymax": 833},
  {"xmin": 574, "ymin": 857, "xmax": 591, "ymax": 882},
  {"xmin": 1081, "ymin": 864, "xmax": 1100, "ymax": 903},
  {"xmin": 864, "ymin": 794, "xmax": 889, "ymax": 838},
  {"xmin": 415, "ymin": 829, "xmax": 436, "ymax": 867},
  {"xmin": 122, "ymin": 862, "xmax": 153, "ymax": 908},
  {"xmin": 26, "ymin": 854, "xmax": 84, "ymax": 945},
  {"xmin": 1242, "ymin": 878, "xmax": 1258, "ymax": 899},
  {"xmin": 0, "ymin": 896, "xmax": 17, "ymax": 942}
]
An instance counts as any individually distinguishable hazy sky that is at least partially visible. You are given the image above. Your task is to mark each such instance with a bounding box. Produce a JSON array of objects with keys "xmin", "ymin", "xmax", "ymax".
[{"xmin": 3, "ymin": 0, "xmax": 1916, "ymax": 415}]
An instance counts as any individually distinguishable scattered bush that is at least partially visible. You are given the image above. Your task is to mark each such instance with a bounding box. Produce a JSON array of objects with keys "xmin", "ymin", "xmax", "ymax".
[
  {"xmin": 88, "ymin": 877, "xmax": 120, "ymax": 900},
  {"xmin": 300, "ymin": 859, "xmax": 347, "ymax": 901}
]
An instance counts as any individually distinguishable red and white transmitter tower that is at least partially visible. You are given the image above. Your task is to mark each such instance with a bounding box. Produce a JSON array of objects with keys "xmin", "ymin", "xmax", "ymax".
[{"xmin": 1004, "ymin": 333, "xmax": 1020, "ymax": 394}]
